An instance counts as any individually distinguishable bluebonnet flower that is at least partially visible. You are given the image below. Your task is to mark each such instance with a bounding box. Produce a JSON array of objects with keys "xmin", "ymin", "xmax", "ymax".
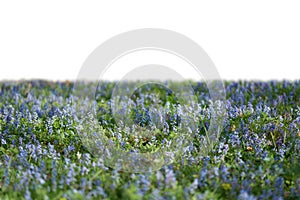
[
  {"xmin": 165, "ymin": 168, "xmax": 176, "ymax": 188},
  {"xmin": 25, "ymin": 188, "xmax": 32, "ymax": 200},
  {"xmin": 156, "ymin": 170, "xmax": 164, "ymax": 188},
  {"xmin": 149, "ymin": 189, "xmax": 164, "ymax": 200},
  {"xmin": 275, "ymin": 177, "xmax": 284, "ymax": 196},
  {"xmin": 87, "ymin": 186, "xmax": 107, "ymax": 199},
  {"xmin": 51, "ymin": 160, "xmax": 57, "ymax": 191},
  {"xmin": 59, "ymin": 175, "xmax": 65, "ymax": 189},
  {"xmin": 2, "ymin": 154, "xmax": 10, "ymax": 166},
  {"xmin": 238, "ymin": 190, "xmax": 257, "ymax": 200},
  {"xmin": 136, "ymin": 174, "xmax": 151, "ymax": 195},
  {"xmin": 228, "ymin": 131, "xmax": 240, "ymax": 147},
  {"xmin": 188, "ymin": 178, "xmax": 199, "ymax": 194},
  {"xmin": 80, "ymin": 177, "xmax": 87, "ymax": 190},
  {"xmin": 65, "ymin": 163, "xmax": 76, "ymax": 185},
  {"xmin": 198, "ymin": 165, "xmax": 208, "ymax": 187},
  {"xmin": 4, "ymin": 168, "xmax": 10, "ymax": 187},
  {"xmin": 80, "ymin": 166, "xmax": 89, "ymax": 175},
  {"xmin": 220, "ymin": 164, "xmax": 229, "ymax": 182}
]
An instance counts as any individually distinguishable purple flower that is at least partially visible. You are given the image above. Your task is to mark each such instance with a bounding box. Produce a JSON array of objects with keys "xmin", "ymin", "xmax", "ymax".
[
  {"xmin": 165, "ymin": 168, "xmax": 176, "ymax": 188},
  {"xmin": 275, "ymin": 177, "xmax": 284, "ymax": 196},
  {"xmin": 4, "ymin": 168, "xmax": 10, "ymax": 186},
  {"xmin": 25, "ymin": 189, "xmax": 32, "ymax": 200},
  {"xmin": 238, "ymin": 190, "xmax": 257, "ymax": 200}
]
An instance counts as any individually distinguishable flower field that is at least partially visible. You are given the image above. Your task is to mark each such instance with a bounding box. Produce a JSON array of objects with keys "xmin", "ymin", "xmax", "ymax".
[{"xmin": 0, "ymin": 80, "xmax": 300, "ymax": 199}]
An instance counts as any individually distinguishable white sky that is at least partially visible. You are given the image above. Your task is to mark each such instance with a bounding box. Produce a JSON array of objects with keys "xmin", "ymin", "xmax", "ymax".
[{"xmin": 0, "ymin": 1, "xmax": 300, "ymax": 81}]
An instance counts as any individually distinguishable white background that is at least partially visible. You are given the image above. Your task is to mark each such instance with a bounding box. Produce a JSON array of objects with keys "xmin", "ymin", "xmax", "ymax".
[{"xmin": 0, "ymin": 1, "xmax": 299, "ymax": 81}]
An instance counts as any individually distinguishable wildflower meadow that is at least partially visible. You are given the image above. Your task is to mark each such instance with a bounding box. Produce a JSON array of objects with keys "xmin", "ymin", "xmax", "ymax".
[{"xmin": 0, "ymin": 80, "xmax": 299, "ymax": 199}]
